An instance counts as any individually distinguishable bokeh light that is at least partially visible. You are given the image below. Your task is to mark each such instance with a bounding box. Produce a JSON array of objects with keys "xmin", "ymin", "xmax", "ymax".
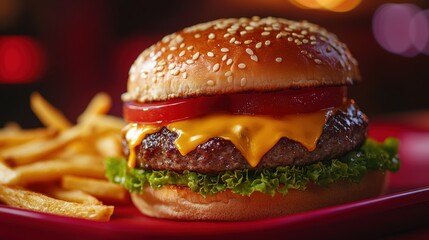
[
  {"xmin": 290, "ymin": 0, "xmax": 361, "ymax": 12},
  {"xmin": 0, "ymin": 36, "xmax": 45, "ymax": 83},
  {"xmin": 373, "ymin": 4, "xmax": 429, "ymax": 57}
]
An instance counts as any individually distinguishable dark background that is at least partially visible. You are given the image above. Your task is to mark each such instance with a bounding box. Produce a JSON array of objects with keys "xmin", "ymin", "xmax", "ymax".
[{"xmin": 1, "ymin": 0, "xmax": 428, "ymax": 128}]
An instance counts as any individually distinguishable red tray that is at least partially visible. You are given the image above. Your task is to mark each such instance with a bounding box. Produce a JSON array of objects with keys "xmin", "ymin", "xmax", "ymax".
[{"xmin": 1, "ymin": 122, "xmax": 429, "ymax": 240}]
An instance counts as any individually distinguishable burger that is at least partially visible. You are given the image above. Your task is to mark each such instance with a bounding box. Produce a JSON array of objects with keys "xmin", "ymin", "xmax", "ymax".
[{"xmin": 105, "ymin": 16, "xmax": 399, "ymax": 221}]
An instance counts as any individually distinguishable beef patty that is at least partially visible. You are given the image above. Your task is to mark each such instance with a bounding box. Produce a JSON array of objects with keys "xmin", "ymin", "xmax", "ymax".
[{"xmin": 122, "ymin": 102, "xmax": 368, "ymax": 173}]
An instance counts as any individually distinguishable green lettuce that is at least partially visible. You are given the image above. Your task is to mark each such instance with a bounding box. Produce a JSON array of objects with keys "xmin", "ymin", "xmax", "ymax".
[{"xmin": 105, "ymin": 138, "xmax": 399, "ymax": 197}]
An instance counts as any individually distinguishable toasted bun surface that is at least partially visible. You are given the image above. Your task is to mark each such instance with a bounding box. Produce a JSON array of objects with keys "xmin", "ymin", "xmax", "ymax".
[
  {"xmin": 131, "ymin": 171, "xmax": 386, "ymax": 221},
  {"xmin": 123, "ymin": 16, "xmax": 360, "ymax": 102}
]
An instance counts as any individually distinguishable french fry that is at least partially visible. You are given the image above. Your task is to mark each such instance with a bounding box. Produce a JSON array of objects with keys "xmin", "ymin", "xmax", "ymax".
[
  {"xmin": 30, "ymin": 184, "xmax": 101, "ymax": 205},
  {"xmin": 0, "ymin": 185, "xmax": 113, "ymax": 221},
  {"xmin": 77, "ymin": 92, "xmax": 112, "ymax": 123},
  {"xmin": 13, "ymin": 155, "xmax": 105, "ymax": 185},
  {"xmin": 0, "ymin": 162, "xmax": 18, "ymax": 185},
  {"xmin": 0, "ymin": 92, "xmax": 124, "ymax": 221},
  {"xmin": 0, "ymin": 128, "xmax": 57, "ymax": 147},
  {"xmin": 95, "ymin": 134, "xmax": 122, "ymax": 157},
  {"xmin": 30, "ymin": 92, "xmax": 72, "ymax": 131},
  {"xmin": 81, "ymin": 115, "xmax": 125, "ymax": 135},
  {"xmin": 62, "ymin": 175, "xmax": 129, "ymax": 204},
  {"xmin": 0, "ymin": 126, "xmax": 81, "ymax": 166}
]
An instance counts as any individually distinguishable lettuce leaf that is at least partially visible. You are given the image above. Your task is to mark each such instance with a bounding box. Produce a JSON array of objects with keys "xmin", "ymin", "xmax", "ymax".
[{"xmin": 105, "ymin": 138, "xmax": 399, "ymax": 197}]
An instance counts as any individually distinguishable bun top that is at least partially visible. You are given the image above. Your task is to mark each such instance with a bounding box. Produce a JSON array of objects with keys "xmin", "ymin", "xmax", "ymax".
[{"xmin": 123, "ymin": 16, "xmax": 360, "ymax": 102}]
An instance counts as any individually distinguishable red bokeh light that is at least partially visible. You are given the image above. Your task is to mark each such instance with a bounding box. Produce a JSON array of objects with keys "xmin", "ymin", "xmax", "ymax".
[{"xmin": 0, "ymin": 36, "xmax": 45, "ymax": 83}]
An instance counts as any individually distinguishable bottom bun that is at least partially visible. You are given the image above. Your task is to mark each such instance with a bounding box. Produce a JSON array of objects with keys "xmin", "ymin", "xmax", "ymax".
[{"xmin": 131, "ymin": 171, "xmax": 387, "ymax": 221}]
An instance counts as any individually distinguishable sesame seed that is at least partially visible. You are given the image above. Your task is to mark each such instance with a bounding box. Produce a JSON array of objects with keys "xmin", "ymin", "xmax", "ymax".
[
  {"xmin": 221, "ymin": 48, "xmax": 229, "ymax": 52},
  {"xmin": 212, "ymin": 63, "xmax": 220, "ymax": 72},
  {"xmin": 301, "ymin": 50, "xmax": 308, "ymax": 55},
  {"xmin": 222, "ymin": 55, "xmax": 227, "ymax": 61},
  {"xmin": 276, "ymin": 33, "xmax": 282, "ymax": 39},
  {"xmin": 187, "ymin": 46, "xmax": 194, "ymax": 50},
  {"xmin": 194, "ymin": 34, "xmax": 201, "ymax": 38},
  {"xmin": 179, "ymin": 43, "xmax": 185, "ymax": 48},
  {"xmin": 207, "ymin": 51, "xmax": 214, "ymax": 57},
  {"xmin": 310, "ymin": 36, "xmax": 317, "ymax": 41},
  {"xmin": 264, "ymin": 27, "xmax": 272, "ymax": 31},
  {"xmin": 245, "ymin": 26, "xmax": 254, "ymax": 31},
  {"xmin": 234, "ymin": 41, "xmax": 241, "ymax": 45},
  {"xmin": 256, "ymin": 42, "xmax": 262, "ymax": 48},
  {"xmin": 207, "ymin": 80, "xmax": 215, "ymax": 86},
  {"xmin": 186, "ymin": 59, "xmax": 194, "ymax": 64},
  {"xmin": 224, "ymin": 33, "xmax": 231, "ymax": 38},
  {"xmin": 238, "ymin": 63, "xmax": 246, "ymax": 69},
  {"xmin": 240, "ymin": 78, "xmax": 247, "ymax": 86},
  {"xmin": 302, "ymin": 39, "xmax": 309, "ymax": 44},
  {"xmin": 158, "ymin": 60, "xmax": 166, "ymax": 66},
  {"xmin": 227, "ymin": 76, "xmax": 233, "ymax": 82},
  {"xmin": 167, "ymin": 54, "xmax": 173, "ymax": 60},
  {"xmin": 314, "ymin": 59, "xmax": 322, "ymax": 64},
  {"xmin": 180, "ymin": 68, "xmax": 185, "ymax": 73},
  {"xmin": 230, "ymin": 37, "xmax": 236, "ymax": 44},
  {"xmin": 208, "ymin": 33, "xmax": 215, "ymax": 39},
  {"xmin": 250, "ymin": 55, "xmax": 258, "ymax": 62},
  {"xmin": 287, "ymin": 37, "xmax": 293, "ymax": 42},
  {"xmin": 170, "ymin": 46, "xmax": 177, "ymax": 51},
  {"xmin": 172, "ymin": 68, "xmax": 180, "ymax": 76},
  {"xmin": 245, "ymin": 48, "xmax": 254, "ymax": 55},
  {"xmin": 265, "ymin": 40, "xmax": 271, "ymax": 46},
  {"xmin": 179, "ymin": 50, "xmax": 186, "ymax": 57},
  {"xmin": 301, "ymin": 30, "xmax": 308, "ymax": 35},
  {"xmin": 261, "ymin": 31, "xmax": 270, "ymax": 36},
  {"xmin": 161, "ymin": 47, "xmax": 166, "ymax": 52},
  {"xmin": 244, "ymin": 40, "xmax": 253, "ymax": 44},
  {"xmin": 226, "ymin": 59, "xmax": 233, "ymax": 65},
  {"xmin": 240, "ymin": 31, "xmax": 247, "ymax": 35},
  {"xmin": 225, "ymin": 71, "xmax": 232, "ymax": 77},
  {"xmin": 192, "ymin": 52, "xmax": 200, "ymax": 60},
  {"xmin": 311, "ymin": 41, "xmax": 317, "ymax": 45},
  {"xmin": 276, "ymin": 57, "xmax": 282, "ymax": 63},
  {"xmin": 168, "ymin": 63, "xmax": 176, "ymax": 70},
  {"xmin": 156, "ymin": 66, "xmax": 164, "ymax": 71},
  {"xmin": 182, "ymin": 72, "xmax": 187, "ymax": 79}
]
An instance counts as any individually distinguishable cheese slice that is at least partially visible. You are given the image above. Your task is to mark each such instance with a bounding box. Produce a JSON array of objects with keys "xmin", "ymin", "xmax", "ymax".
[
  {"xmin": 167, "ymin": 109, "xmax": 333, "ymax": 167},
  {"xmin": 123, "ymin": 103, "xmax": 345, "ymax": 168}
]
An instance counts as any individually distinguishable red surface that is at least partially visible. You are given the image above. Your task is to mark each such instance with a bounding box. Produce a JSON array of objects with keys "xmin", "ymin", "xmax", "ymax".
[{"xmin": 1, "ymin": 122, "xmax": 429, "ymax": 240}]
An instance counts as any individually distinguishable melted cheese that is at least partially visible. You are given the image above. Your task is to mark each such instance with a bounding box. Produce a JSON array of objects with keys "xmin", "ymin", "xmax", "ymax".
[
  {"xmin": 123, "ymin": 123, "xmax": 162, "ymax": 168},
  {"xmin": 123, "ymin": 106, "xmax": 339, "ymax": 168}
]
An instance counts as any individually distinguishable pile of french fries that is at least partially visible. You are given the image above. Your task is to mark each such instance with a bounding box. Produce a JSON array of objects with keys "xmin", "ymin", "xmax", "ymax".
[{"xmin": 0, "ymin": 92, "xmax": 128, "ymax": 221}]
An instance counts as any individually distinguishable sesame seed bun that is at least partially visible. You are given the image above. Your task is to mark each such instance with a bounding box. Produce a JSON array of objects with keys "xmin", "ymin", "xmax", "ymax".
[
  {"xmin": 123, "ymin": 16, "xmax": 360, "ymax": 102},
  {"xmin": 131, "ymin": 171, "xmax": 387, "ymax": 221}
]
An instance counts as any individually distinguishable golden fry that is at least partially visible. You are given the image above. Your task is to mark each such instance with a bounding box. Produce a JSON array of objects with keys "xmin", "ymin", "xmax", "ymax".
[
  {"xmin": 30, "ymin": 92, "xmax": 72, "ymax": 131},
  {"xmin": 0, "ymin": 162, "xmax": 18, "ymax": 185},
  {"xmin": 31, "ymin": 184, "xmax": 101, "ymax": 205},
  {"xmin": 95, "ymin": 134, "xmax": 122, "ymax": 157},
  {"xmin": 0, "ymin": 128, "xmax": 57, "ymax": 147},
  {"xmin": 13, "ymin": 155, "xmax": 105, "ymax": 185},
  {"xmin": 78, "ymin": 92, "xmax": 112, "ymax": 123},
  {"xmin": 0, "ymin": 185, "xmax": 113, "ymax": 221},
  {"xmin": 62, "ymin": 175, "xmax": 129, "ymax": 204},
  {"xmin": 0, "ymin": 126, "xmax": 81, "ymax": 166},
  {"xmin": 0, "ymin": 92, "xmax": 124, "ymax": 221}
]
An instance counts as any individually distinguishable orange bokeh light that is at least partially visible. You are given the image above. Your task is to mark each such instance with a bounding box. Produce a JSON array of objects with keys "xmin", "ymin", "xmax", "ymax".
[{"xmin": 290, "ymin": 0, "xmax": 361, "ymax": 12}]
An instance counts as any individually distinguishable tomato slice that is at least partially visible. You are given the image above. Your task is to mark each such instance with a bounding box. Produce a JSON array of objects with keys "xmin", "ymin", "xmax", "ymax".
[
  {"xmin": 123, "ymin": 87, "xmax": 346, "ymax": 124},
  {"xmin": 123, "ymin": 96, "xmax": 226, "ymax": 124},
  {"xmin": 229, "ymin": 87, "xmax": 346, "ymax": 116}
]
